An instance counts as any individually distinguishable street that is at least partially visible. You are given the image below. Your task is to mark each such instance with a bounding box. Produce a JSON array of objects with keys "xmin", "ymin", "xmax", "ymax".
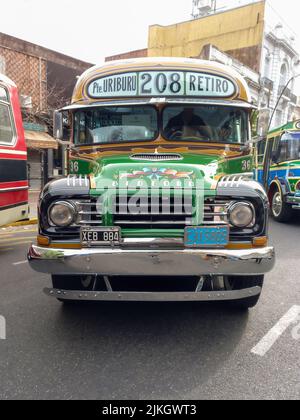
[{"xmin": 0, "ymin": 220, "xmax": 299, "ymax": 400}]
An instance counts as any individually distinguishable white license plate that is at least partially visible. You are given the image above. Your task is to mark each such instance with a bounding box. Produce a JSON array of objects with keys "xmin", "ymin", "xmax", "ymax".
[{"xmin": 81, "ymin": 227, "xmax": 121, "ymax": 246}]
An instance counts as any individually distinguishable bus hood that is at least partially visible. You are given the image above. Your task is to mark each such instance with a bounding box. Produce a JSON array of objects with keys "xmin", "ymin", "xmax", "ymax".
[{"xmin": 90, "ymin": 153, "xmax": 237, "ymax": 192}]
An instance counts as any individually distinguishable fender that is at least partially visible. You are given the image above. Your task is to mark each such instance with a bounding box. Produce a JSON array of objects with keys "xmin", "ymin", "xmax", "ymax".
[{"xmin": 269, "ymin": 178, "xmax": 290, "ymax": 197}]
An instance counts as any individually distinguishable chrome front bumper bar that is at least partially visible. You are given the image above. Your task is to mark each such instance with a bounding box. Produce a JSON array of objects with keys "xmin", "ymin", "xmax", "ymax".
[
  {"xmin": 28, "ymin": 244, "xmax": 275, "ymax": 277},
  {"xmin": 44, "ymin": 286, "xmax": 262, "ymax": 302}
]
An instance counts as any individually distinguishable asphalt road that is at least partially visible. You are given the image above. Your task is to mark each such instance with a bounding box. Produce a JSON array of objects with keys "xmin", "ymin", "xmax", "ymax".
[{"xmin": 0, "ymin": 220, "xmax": 299, "ymax": 400}]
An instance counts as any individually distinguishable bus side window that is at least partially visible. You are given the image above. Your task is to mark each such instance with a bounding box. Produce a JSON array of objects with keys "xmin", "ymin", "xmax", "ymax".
[
  {"xmin": 278, "ymin": 134, "xmax": 288, "ymax": 163},
  {"xmin": 257, "ymin": 138, "xmax": 267, "ymax": 164},
  {"xmin": 0, "ymin": 86, "xmax": 8, "ymax": 102},
  {"xmin": 271, "ymin": 135, "xmax": 282, "ymax": 163},
  {"xmin": 0, "ymin": 102, "xmax": 15, "ymax": 145}
]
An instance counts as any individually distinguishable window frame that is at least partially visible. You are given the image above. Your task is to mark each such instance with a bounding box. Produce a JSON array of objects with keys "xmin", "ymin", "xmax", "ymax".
[
  {"xmin": 278, "ymin": 131, "xmax": 300, "ymax": 163},
  {"xmin": 0, "ymin": 84, "xmax": 17, "ymax": 147},
  {"xmin": 73, "ymin": 105, "xmax": 159, "ymax": 147},
  {"xmin": 161, "ymin": 104, "xmax": 249, "ymax": 145}
]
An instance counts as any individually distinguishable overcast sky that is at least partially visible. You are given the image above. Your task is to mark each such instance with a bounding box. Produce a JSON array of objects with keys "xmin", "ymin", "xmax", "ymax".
[{"xmin": 0, "ymin": 0, "xmax": 299, "ymax": 64}]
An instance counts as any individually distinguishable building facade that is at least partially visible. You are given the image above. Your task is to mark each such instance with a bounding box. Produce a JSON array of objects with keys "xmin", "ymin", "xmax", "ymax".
[
  {"xmin": 107, "ymin": 1, "xmax": 299, "ymax": 131},
  {"xmin": 0, "ymin": 33, "xmax": 92, "ymax": 189},
  {"xmin": 148, "ymin": 1, "xmax": 300, "ymax": 129}
]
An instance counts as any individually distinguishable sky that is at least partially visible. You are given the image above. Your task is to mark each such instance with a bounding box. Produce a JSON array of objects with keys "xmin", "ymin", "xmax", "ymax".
[{"xmin": 0, "ymin": 0, "xmax": 299, "ymax": 64}]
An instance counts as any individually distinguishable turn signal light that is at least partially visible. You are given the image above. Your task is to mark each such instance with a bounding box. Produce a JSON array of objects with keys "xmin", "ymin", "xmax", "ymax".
[
  {"xmin": 37, "ymin": 235, "xmax": 50, "ymax": 246},
  {"xmin": 253, "ymin": 236, "xmax": 268, "ymax": 247}
]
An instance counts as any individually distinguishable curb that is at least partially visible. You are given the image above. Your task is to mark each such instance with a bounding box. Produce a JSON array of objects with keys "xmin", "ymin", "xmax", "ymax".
[{"xmin": 3, "ymin": 218, "xmax": 38, "ymax": 228}]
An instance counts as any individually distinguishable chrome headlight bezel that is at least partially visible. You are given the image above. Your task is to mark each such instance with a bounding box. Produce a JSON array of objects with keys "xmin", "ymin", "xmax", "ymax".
[
  {"xmin": 228, "ymin": 201, "xmax": 255, "ymax": 228},
  {"xmin": 48, "ymin": 201, "xmax": 77, "ymax": 227}
]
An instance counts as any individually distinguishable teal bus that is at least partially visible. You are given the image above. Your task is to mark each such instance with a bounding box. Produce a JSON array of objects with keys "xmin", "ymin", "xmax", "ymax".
[{"xmin": 256, "ymin": 120, "xmax": 300, "ymax": 222}]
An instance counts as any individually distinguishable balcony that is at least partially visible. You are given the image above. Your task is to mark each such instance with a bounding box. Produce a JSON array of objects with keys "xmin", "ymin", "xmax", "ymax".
[
  {"xmin": 290, "ymin": 93, "xmax": 298, "ymax": 105},
  {"xmin": 260, "ymin": 77, "xmax": 274, "ymax": 91},
  {"xmin": 279, "ymin": 85, "xmax": 292, "ymax": 99}
]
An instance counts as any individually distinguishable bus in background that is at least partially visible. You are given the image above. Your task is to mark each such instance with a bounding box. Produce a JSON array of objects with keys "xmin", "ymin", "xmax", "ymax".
[
  {"xmin": 0, "ymin": 74, "xmax": 28, "ymax": 226},
  {"xmin": 256, "ymin": 119, "xmax": 300, "ymax": 222}
]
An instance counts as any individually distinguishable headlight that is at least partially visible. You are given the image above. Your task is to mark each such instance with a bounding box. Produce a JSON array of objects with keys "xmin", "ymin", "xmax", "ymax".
[
  {"xmin": 49, "ymin": 201, "xmax": 76, "ymax": 227},
  {"xmin": 229, "ymin": 202, "xmax": 254, "ymax": 228}
]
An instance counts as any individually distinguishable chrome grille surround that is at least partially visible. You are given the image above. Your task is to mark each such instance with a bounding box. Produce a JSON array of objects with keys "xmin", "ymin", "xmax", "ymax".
[
  {"xmin": 74, "ymin": 199, "xmax": 102, "ymax": 226},
  {"xmin": 113, "ymin": 195, "xmax": 194, "ymax": 229},
  {"xmin": 112, "ymin": 196, "xmax": 233, "ymax": 229},
  {"xmin": 130, "ymin": 153, "xmax": 183, "ymax": 162}
]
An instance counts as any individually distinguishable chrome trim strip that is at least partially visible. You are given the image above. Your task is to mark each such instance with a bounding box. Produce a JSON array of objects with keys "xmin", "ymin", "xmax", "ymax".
[
  {"xmin": 44, "ymin": 286, "xmax": 262, "ymax": 302},
  {"xmin": 0, "ymin": 149, "xmax": 27, "ymax": 156},
  {"xmin": 28, "ymin": 245, "xmax": 275, "ymax": 276},
  {"xmin": 61, "ymin": 99, "xmax": 255, "ymax": 111},
  {"xmin": 0, "ymin": 186, "xmax": 29, "ymax": 192}
]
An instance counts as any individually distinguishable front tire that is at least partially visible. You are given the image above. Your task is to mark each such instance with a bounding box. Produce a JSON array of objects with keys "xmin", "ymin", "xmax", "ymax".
[
  {"xmin": 270, "ymin": 188, "xmax": 293, "ymax": 223},
  {"xmin": 225, "ymin": 275, "xmax": 264, "ymax": 310}
]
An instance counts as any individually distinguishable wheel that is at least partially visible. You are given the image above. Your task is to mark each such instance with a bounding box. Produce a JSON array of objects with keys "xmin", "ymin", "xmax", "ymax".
[
  {"xmin": 51, "ymin": 275, "xmax": 95, "ymax": 303},
  {"xmin": 224, "ymin": 275, "xmax": 264, "ymax": 310},
  {"xmin": 270, "ymin": 188, "xmax": 293, "ymax": 223}
]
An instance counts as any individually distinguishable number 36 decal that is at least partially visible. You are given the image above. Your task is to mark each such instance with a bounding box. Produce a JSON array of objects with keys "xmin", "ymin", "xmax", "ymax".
[
  {"xmin": 242, "ymin": 160, "xmax": 252, "ymax": 172},
  {"xmin": 70, "ymin": 161, "xmax": 79, "ymax": 173}
]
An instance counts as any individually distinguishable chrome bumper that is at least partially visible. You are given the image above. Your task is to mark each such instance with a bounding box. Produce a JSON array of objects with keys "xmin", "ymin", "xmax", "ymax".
[
  {"xmin": 44, "ymin": 286, "xmax": 262, "ymax": 302},
  {"xmin": 28, "ymin": 244, "xmax": 275, "ymax": 277},
  {"xmin": 287, "ymin": 195, "xmax": 300, "ymax": 209}
]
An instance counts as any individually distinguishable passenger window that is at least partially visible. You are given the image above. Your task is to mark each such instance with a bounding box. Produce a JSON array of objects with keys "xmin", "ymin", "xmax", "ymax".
[
  {"xmin": 0, "ymin": 86, "xmax": 8, "ymax": 102},
  {"xmin": 0, "ymin": 103, "xmax": 14, "ymax": 144},
  {"xmin": 278, "ymin": 137, "xmax": 288, "ymax": 163},
  {"xmin": 271, "ymin": 136, "xmax": 281, "ymax": 163},
  {"xmin": 257, "ymin": 138, "xmax": 267, "ymax": 164}
]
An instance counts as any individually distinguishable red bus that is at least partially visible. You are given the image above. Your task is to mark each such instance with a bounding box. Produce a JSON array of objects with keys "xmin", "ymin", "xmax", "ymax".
[{"xmin": 0, "ymin": 74, "xmax": 28, "ymax": 226}]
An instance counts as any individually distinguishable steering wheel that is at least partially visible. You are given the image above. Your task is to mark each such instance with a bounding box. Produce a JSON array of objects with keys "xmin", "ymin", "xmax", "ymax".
[
  {"xmin": 167, "ymin": 127, "xmax": 211, "ymax": 142},
  {"xmin": 167, "ymin": 129, "xmax": 184, "ymax": 140}
]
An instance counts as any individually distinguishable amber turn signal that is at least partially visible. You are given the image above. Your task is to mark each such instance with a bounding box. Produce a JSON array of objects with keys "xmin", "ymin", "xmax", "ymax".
[
  {"xmin": 37, "ymin": 235, "xmax": 50, "ymax": 246},
  {"xmin": 253, "ymin": 236, "xmax": 268, "ymax": 247}
]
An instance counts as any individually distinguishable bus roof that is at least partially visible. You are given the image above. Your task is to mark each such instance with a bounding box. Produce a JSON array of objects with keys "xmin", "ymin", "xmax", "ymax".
[
  {"xmin": 0, "ymin": 73, "xmax": 16, "ymax": 88},
  {"xmin": 71, "ymin": 57, "xmax": 251, "ymax": 106},
  {"xmin": 268, "ymin": 120, "xmax": 300, "ymax": 137}
]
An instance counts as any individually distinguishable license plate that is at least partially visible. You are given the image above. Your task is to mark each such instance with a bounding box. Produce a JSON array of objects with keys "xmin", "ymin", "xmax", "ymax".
[
  {"xmin": 184, "ymin": 226, "xmax": 229, "ymax": 248},
  {"xmin": 81, "ymin": 227, "xmax": 121, "ymax": 246}
]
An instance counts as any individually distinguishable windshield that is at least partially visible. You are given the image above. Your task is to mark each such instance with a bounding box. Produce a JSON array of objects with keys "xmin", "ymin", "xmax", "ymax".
[
  {"xmin": 74, "ymin": 106, "xmax": 158, "ymax": 145},
  {"xmin": 162, "ymin": 105, "xmax": 248, "ymax": 144},
  {"xmin": 278, "ymin": 132, "xmax": 300, "ymax": 161}
]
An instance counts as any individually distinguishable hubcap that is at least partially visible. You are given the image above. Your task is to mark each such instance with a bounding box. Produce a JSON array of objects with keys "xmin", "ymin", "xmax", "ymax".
[{"xmin": 272, "ymin": 191, "xmax": 283, "ymax": 217}]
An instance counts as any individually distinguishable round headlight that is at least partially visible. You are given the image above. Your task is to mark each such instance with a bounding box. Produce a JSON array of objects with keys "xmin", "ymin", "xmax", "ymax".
[
  {"xmin": 49, "ymin": 201, "xmax": 76, "ymax": 227},
  {"xmin": 229, "ymin": 202, "xmax": 254, "ymax": 228}
]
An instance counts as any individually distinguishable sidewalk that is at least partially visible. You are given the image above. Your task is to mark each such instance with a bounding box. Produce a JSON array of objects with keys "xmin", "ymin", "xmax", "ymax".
[{"xmin": 29, "ymin": 190, "xmax": 40, "ymax": 220}]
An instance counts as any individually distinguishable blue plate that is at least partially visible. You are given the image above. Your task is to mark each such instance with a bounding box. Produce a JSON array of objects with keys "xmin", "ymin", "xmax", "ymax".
[{"xmin": 185, "ymin": 226, "xmax": 229, "ymax": 248}]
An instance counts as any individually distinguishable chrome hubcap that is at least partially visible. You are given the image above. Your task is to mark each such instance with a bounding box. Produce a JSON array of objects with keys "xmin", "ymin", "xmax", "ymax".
[{"xmin": 272, "ymin": 192, "xmax": 283, "ymax": 217}]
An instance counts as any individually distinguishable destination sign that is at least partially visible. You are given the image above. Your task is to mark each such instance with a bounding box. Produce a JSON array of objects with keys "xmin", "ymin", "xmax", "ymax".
[{"xmin": 87, "ymin": 71, "xmax": 237, "ymax": 99}]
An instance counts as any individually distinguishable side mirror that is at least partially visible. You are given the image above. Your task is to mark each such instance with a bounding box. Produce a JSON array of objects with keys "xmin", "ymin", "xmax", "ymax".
[
  {"xmin": 53, "ymin": 111, "xmax": 70, "ymax": 141},
  {"xmin": 53, "ymin": 111, "xmax": 63, "ymax": 140}
]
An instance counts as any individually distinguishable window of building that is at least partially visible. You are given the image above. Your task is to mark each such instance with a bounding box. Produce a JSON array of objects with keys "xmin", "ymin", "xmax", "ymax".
[
  {"xmin": 264, "ymin": 54, "xmax": 271, "ymax": 79},
  {"xmin": 0, "ymin": 103, "xmax": 15, "ymax": 145},
  {"xmin": 280, "ymin": 63, "xmax": 289, "ymax": 87}
]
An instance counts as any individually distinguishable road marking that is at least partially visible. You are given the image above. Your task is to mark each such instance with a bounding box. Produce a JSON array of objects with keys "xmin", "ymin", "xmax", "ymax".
[
  {"xmin": 0, "ymin": 241, "xmax": 32, "ymax": 249},
  {"xmin": 0, "ymin": 236, "xmax": 35, "ymax": 244},
  {"xmin": 13, "ymin": 260, "xmax": 28, "ymax": 266},
  {"xmin": 251, "ymin": 305, "xmax": 300, "ymax": 357}
]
